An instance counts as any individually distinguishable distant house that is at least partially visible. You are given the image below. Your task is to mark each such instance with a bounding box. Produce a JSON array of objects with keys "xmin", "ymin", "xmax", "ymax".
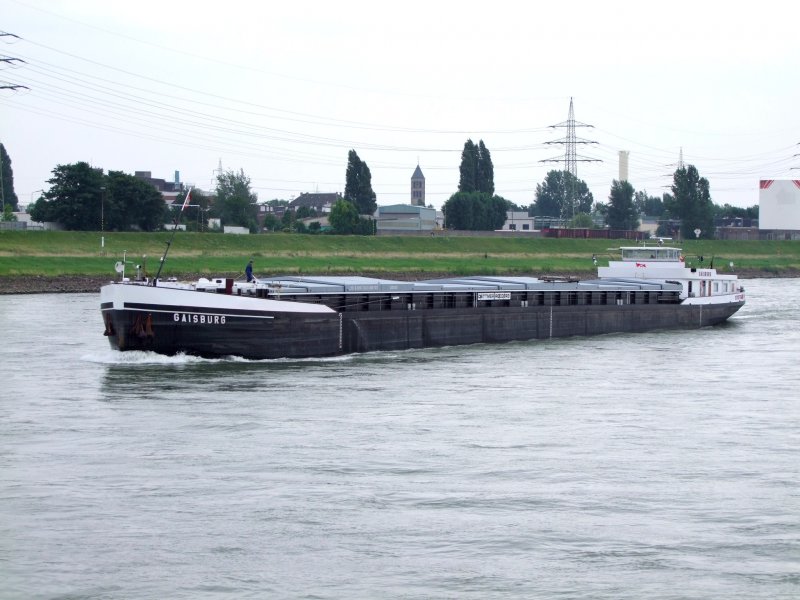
[
  {"xmin": 290, "ymin": 192, "xmax": 341, "ymax": 214},
  {"xmin": 376, "ymin": 204, "xmax": 437, "ymax": 233},
  {"xmin": 134, "ymin": 170, "xmax": 184, "ymax": 204},
  {"xmin": 256, "ymin": 203, "xmax": 288, "ymax": 226},
  {"xmin": 500, "ymin": 211, "xmax": 535, "ymax": 232}
]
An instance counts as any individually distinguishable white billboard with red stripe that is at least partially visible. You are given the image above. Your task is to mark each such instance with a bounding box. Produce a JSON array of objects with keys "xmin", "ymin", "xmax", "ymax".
[{"xmin": 759, "ymin": 180, "xmax": 800, "ymax": 230}]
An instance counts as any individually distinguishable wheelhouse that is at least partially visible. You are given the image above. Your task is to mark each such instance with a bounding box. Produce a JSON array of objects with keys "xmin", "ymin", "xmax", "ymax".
[{"xmin": 620, "ymin": 247, "xmax": 681, "ymax": 262}]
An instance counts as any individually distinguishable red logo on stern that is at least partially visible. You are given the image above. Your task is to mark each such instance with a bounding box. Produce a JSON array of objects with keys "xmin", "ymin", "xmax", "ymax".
[{"xmin": 635, "ymin": 262, "xmax": 646, "ymax": 268}]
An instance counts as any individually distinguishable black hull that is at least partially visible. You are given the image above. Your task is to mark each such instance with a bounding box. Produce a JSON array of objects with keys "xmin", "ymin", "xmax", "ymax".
[
  {"xmin": 103, "ymin": 308, "xmax": 341, "ymax": 359},
  {"xmin": 103, "ymin": 301, "xmax": 744, "ymax": 360}
]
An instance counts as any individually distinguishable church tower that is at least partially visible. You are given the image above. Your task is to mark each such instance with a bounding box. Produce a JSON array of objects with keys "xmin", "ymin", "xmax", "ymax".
[{"xmin": 410, "ymin": 165, "xmax": 425, "ymax": 206}]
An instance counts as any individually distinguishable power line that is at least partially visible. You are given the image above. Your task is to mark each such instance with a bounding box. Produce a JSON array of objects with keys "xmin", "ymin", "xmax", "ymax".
[{"xmin": 0, "ymin": 32, "xmax": 28, "ymax": 93}]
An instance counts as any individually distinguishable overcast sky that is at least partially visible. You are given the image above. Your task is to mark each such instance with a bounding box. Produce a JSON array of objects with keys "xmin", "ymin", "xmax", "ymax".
[{"xmin": 2, "ymin": 0, "xmax": 799, "ymax": 211}]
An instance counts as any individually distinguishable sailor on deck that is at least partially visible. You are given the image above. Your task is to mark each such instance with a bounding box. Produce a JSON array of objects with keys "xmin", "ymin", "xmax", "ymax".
[{"xmin": 245, "ymin": 260, "xmax": 254, "ymax": 282}]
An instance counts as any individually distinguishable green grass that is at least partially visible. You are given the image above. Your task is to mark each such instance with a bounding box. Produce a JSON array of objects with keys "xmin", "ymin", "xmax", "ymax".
[{"xmin": 1, "ymin": 230, "xmax": 799, "ymax": 278}]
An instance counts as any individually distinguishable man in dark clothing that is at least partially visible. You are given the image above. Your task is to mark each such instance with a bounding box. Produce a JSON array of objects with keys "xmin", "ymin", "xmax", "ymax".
[{"xmin": 245, "ymin": 260, "xmax": 254, "ymax": 282}]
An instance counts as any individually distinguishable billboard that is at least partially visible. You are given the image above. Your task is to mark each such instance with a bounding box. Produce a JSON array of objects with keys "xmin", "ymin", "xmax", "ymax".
[{"xmin": 759, "ymin": 180, "xmax": 800, "ymax": 230}]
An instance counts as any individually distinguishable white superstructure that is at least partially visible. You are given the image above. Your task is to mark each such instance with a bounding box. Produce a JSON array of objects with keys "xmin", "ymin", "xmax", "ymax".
[{"xmin": 597, "ymin": 245, "xmax": 745, "ymax": 306}]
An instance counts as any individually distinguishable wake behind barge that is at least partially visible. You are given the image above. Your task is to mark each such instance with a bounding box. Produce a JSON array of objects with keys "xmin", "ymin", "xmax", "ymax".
[{"xmin": 101, "ymin": 246, "xmax": 745, "ymax": 360}]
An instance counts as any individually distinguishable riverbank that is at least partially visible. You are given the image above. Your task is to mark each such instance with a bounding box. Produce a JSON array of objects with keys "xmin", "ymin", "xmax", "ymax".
[
  {"xmin": 0, "ymin": 273, "xmax": 468, "ymax": 294},
  {"xmin": 1, "ymin": 268, "xmax": 795, "ymax": 294},
  {"xmin": 0, "ymin": 275, "xmax": 118, "ymax": 294},
  {"xmin": 4, "ymin": 233, "xmax": 800, "ymax": 281}
]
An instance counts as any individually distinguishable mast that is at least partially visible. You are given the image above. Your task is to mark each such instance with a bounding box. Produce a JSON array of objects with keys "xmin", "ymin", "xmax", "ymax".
[{"xmin": 153, "ymin": 187, "xmax": 192, "ymax": 285}]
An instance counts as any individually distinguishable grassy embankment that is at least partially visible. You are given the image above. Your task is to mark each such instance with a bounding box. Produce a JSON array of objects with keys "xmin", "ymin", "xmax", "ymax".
[{"xmin": 1, "ymin": 230, "xmax": 799, "ymax": 278}]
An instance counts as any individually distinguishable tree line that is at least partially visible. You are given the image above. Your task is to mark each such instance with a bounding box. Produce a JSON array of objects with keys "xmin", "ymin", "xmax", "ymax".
[
  {"xmin": 15, "ymin": 149, "xmax": 380, "ymax": 235},
  {"xmin": 443, "ymin": 142, "xmax": 757, "ymax": 240},
  {"xmin": 3, "ymin": 140, "xmax": 759, "ymax": 238}
]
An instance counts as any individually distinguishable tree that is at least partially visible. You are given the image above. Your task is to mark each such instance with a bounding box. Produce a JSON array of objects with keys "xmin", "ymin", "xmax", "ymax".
[
  {"xmin": 265, "ymin": 199, "xmax": 290, "ymax": 209},
  {"xmin": 714, "ymin": 203, "xmax": 758, "ymax": 220},
  {"xmin": 281, "ymin": 208, "xmax": 296, "ymax": 231},
  {"xmin": 458, "ymin": 139, "xmax": 495, "ymax": 195},
  {"xmin": 443, "ymin": 191, "xmax": 508, "ymax": 230},
  {"xmin": 28, "ymin": 196, "xmax": 53, "ymax": 224},
  {"xmin": 476, "ymin": 140, "xmax": 494, "ymax": 195},
  {"xmin": 568, "ymin": 212, "xmax": 596, "ymax": 228},
  {"xmin": 633, "ymin": 190, "xmax": 664, "ymax": 217},
  {"xmin": 458, "ymin": 139, "xmax": 478, "ymax": 193},
  {"xmin": 671, "ymin": 165, "xmax": 714, "ymax": 239},
  {"xmin": 106, "ymin": 171, "xmax": 167, "ymax": 231},
  {"xmin": 505, "ymin": 200, "xmax": 530, "ymax": 213},
  {"xmin": 295, "ymin": 205, "xmax": 316, "ymax": 219},
  {"xmin": 606, "ymin": 179, "xmax": 639, "ymax": 230},
  {"xmin": 533, "ymin": 170, "xmax": 593, "ymax": 219},
  {"xmin": 1, "ymin": 204, "xmax": 17, "ymax": 222},
  {"xmin": 30, "ymin": 164, "xmax": 170, "ymax": 231},
  {"xmin": 344, "ymin": 150, "xmax": 377, "ymax": 214},
  {"xmin": 1, "ymin": 143, "xmax": 19, "ymax": 211},
  {"xmin": 329, "ymin": 198, "xmax": 360, "ymax": 234},
  {"xmin": 215, "ymin": 169, "xmax": 258, "ymax": 231},
  {"xmin": 31, "ymin": 162, "xmax": 105, "ymax": 230},
  {"xmin": 656, "ymin": 192, "xmax": 680, "ymax": 238},
  {"xmin": 261, "ymin": 214, "xmax": 279, "ymax": 232}
]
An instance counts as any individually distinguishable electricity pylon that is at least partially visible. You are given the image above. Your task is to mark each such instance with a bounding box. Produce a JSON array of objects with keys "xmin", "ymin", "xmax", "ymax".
[{"xmin": 540, "ymin": 97, "xmax": 601, "ymax": 220}]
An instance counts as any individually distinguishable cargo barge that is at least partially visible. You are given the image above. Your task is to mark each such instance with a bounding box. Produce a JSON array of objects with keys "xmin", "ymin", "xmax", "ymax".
[{"xmin": 100, "ymin": 245, "xmax": 745, "ymax": 360}]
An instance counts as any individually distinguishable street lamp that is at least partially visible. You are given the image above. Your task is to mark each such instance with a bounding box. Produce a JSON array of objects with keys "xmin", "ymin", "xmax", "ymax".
[
  {"xmin": 99, "ymin": 186, "xmax": 106, "ymax": 254},
  {"xmin": 99, "ymin": 186, "xmax": 105, "ymax": 233}
]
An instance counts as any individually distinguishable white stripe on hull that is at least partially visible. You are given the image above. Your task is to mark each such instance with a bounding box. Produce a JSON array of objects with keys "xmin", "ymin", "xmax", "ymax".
[{"xmin": 100, "ymin": 282, "xmax": 335, "ymax": 315}]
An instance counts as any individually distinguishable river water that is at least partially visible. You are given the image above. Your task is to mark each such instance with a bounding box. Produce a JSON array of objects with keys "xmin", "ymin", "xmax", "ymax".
[{"xmin": 1, "ymin": 278, "xmax": 798, "ymax": 599}]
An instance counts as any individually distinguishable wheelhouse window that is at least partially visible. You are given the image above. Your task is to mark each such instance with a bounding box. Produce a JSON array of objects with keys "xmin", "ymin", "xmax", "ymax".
[{"xmin": 621, "ymin": 248, "xmax": 680, "ymax": 261}]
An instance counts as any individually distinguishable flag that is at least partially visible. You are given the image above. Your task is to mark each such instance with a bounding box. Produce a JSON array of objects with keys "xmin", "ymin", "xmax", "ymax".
[{"xmin": 181, "ymin": 187, "xmax": 193, "ymax": 212}]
